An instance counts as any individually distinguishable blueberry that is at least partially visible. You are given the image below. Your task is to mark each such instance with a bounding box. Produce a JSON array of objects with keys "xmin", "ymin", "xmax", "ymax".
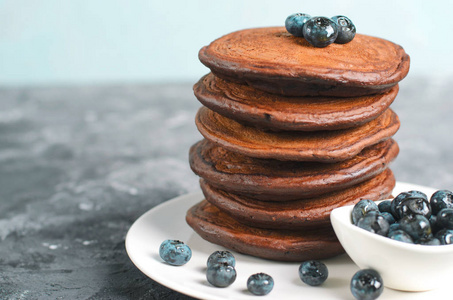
[
  {"xmin": 303, "ymin": 16, "xmax": 338, "ymax": 48},
  {"xmin": 399, "ymin": 197, "xmax": 431, "ymax": 219},
  {"xmin": 408, "ymin": 190, "xmax": 428, "ymax": 198},
  {"xmin": 388, "ymin": 229, "xmax": 414, "ymax": 244},
  {"xmin": 247, "ymin": 273, "xmax": 274, "ymax": 296},
  {"xmin": 331, "ymin": 15, "xmax": 356, "ymax": 44},
  {"xmin": 435, "ymin": 229, "xmax": 453, "ymax": 245},
  {"xmin": 356, "ymin": 211, "xmax": 390, "ymax": 236},
  {"xmin": 388, "ymin": 222, "xmax": 401, "ymax": 234},
  {"xmin": 429, "ymin": 214, "xmax": 442, "ymax": 234},
  {"xmin": 352, "ymin": 200, "xmax": 379, "ymax": 225},
  {"xmin": 381, "ymin": 212, "xmax": 396, "ymax": 224},
  {"xmin": 159, "ymin": 239, "xmax": 192, "ymax": 266},
  {"xmin": 391, "ymin": 191, "xmax": 428, "ymax": 220},
  {"xmin": 206, "ymin": 262, "xmax": 237, "ymax": 287},
  {"xmin": 431, "ymin": 190, "xmax": 453, "ymax": 215},
  {"xmin": 429, "ymin": 215, "xmax": 438, "ymax": 230},
  {"xmin": 390, "ymin": 192, "xmax": 407, "ymax": 219},
  {"xmin": 417, "ymin": 236, "xmax": 441, "ymax": 245},
  {"xmin": 285, "ymin": 13, "xmax": 311, "ymax": 37},
  {"xmin": 207, "ymin": 250, "xmax": 235, "ymax": 268},
  {"xmin": 378, "ymin": 200, "xmax": 392, "ymax": 214},
  {"xmin": 350, "ymin": 269, "xmax": 384, "ymax": 300},
  {"xmin": 436, "ymin": 208, "xmax": 453, "ymax": 230},
  {"xmin": 398, "ymin": 215, "xmax": 432, "ymax": 241},
  {"xmin": 299, "ymin": 260, "xmax": 328, "ymax": 286}
]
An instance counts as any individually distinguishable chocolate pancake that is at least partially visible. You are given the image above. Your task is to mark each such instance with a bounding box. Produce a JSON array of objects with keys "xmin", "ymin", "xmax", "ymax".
[
  {"xmin": 194, "ymin": 73, "xmax": 399, "ymax": 131},
  {"xmin": 201, "ymin": 169, "xmax": 395, "ymax": 230},
  {"xmin": 199, "ymin": 27, "xmax": 410, "ymax": 97},
  {"xmin": 190, "ymin": 139, "xmax": 399, "ymax": 200},
  {"xmin": 196, "ymin": 106, "xmax": 400, "ymax": 162},
  {"xmin": 186, "ymin": 200, "xmax": 344, "ymax": 261}
]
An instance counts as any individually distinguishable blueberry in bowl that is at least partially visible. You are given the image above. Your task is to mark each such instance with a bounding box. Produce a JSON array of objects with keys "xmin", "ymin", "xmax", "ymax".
[
  {"xmin": 392, "ymin": 190, "xmax": 431, "ymax": 219},
  {"xmin": 435, "ymin": 228, "xmax": 453, "ymax": 244},
  {"xmin": 351, "ymin": 199, "xmax": 379, "ymax": 225},
  {"xmin": 331, "ymin": 188, "xmax": 453, "ymax": 291},
  {"xmin": 356, "ymin": 211, "xmax": 390, "ymax": 236},
  {"xmin": 436, "ymin": 208, "xmax": 453, "ymax": 230},
  {"xmin": 390, "ymin": 190, "xmax": 430, "ymax": 219},
  {"xmin": 430, "ymin": 190, "xmax": 453, "ymax": 215}
]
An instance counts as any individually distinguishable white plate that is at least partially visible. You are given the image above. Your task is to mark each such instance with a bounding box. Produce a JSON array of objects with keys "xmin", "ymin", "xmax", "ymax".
[{"xmin": 126, "ymin": 182, "xmax": 449, "ymax": 300}]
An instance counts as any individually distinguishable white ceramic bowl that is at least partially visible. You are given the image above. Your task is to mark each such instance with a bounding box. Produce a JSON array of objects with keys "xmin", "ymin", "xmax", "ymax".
[{"xmin": 331, "ymin": 201, "xmax": 453, "ymax": 291}]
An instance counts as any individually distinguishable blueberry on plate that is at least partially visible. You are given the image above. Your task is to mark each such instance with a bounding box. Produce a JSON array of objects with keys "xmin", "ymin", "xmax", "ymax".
[
  {"xmin": 398, "ymin": 215, "xmax": 432, "ymax": 241},
  {"xmin": 207, "ymin": 250, "xmax": 236, "ymax": 268},
  {"xmin": 356, "ymin": 211, "xmax": 390, "ymax": 236},
  {"xmin": 377, "ymin": 200, "xmax": 392, "ymax": 215},
  {"xmin": 285, "ymin": 13, "xmax": 311, "ymax": 37},
  {"xmin": 352, "ymin": 199, "xmax": 379, "ymax": 224},
  {"xmin": 206, "ymin": 262, "xmax": 237, "ymax": 287},
  {"xmin": 299, "ymin": 260, "xmax": 328, "ymax": 286},
  {"xmin": 436, "ymin": 208, "xmax": 453, "ymax": 230},
  {"xmin": 388, "ymin": 229, "xmax": 414, "ymax": 244},
  {"xmin": 435, "ymin": 228, "xmax": 453, "ymax": 245},
  {"xmin": 430, "ymin": 190, "xmax": 453, "ymax": 215},
  {"xmin": 331, "ymin": 15, "xmax": 356, "ymax": 44},
  {"xmin": 350, "ymin": 269, "xmax": 384, "ymax": 300},
  {"xmin": 159, "ymin": 239, "xmax": 192, "ymax": 266},
  {"xmin": 303, "ymin": 16, "xmax": 338, "ymax": 48},
  {"xmin": 247, "ymin": 273, "xmax": 274, "ymax": 295}
]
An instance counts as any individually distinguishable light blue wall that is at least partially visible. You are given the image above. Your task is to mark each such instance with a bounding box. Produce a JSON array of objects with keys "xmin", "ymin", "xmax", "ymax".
[{"xmin": 0, "ymin": 0, "xmax": 451, "ymax": 86}]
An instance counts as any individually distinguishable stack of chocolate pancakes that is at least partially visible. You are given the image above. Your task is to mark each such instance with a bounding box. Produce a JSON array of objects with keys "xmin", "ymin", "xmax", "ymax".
[{"xmin": 186, "ymin": 27, "xmax": 410, "ymax": 261}]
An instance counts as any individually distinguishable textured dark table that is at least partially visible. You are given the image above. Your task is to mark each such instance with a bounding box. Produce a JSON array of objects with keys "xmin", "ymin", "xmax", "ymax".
[{"xmin": 0, "ymin": 77, "xmax": 452, "ymax": 299}]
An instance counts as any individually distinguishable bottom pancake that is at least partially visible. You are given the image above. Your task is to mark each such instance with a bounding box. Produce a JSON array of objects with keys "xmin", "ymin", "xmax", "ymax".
[
  {"xmin": 201, "ymin": 169, "xmax": 395, "ymax": 230},
  {"xmin": 186, "ymin": 200, "xmax": 344, "ymax": 262}
]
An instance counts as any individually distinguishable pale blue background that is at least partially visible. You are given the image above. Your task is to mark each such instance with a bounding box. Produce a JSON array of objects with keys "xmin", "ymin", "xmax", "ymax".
[{"xmin": 0, "ymin": 0, "xmax": 451, "ymax": 86}]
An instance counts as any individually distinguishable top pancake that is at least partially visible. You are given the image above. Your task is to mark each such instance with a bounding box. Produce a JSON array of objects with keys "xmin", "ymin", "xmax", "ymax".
[
  {"xmin": 194, "ymin": 73, "xmax": 399, "ymax": 131},
  {"xmin": 199, "ymin": 27, "xmax": 410, "ymax": 97}
]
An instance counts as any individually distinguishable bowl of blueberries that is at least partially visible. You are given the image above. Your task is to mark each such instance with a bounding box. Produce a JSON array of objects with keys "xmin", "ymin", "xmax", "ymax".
[{"xmin": 331, "ymin": 189, "xmax": 453, "ymax": 292}]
